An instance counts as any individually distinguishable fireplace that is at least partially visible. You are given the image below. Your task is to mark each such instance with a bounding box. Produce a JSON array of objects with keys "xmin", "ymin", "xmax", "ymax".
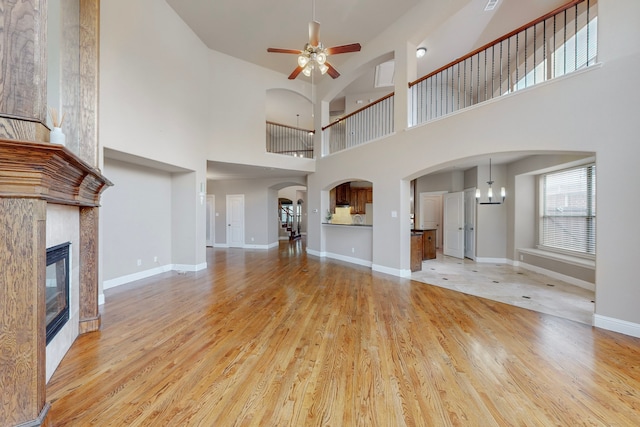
[{"xmin": 46, "ymin": 242, "xmax": 70, "ymax": 344}]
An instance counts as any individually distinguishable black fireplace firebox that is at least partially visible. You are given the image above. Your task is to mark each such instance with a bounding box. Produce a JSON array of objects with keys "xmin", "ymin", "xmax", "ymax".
[{"xmin": 46, "ymin": 242, "xmax": 70, "ymax": 344}]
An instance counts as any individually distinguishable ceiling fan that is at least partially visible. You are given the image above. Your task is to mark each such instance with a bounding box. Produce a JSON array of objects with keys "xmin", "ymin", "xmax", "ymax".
[{"xmin": 267, "ymin": 20, "xmax": 361, "ymax": 80}]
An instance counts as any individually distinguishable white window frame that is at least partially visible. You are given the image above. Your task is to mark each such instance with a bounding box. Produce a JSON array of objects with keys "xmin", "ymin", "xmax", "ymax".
[{"xmin": 538, "ymin": 163, "xmax": 596, "ymax": 259}]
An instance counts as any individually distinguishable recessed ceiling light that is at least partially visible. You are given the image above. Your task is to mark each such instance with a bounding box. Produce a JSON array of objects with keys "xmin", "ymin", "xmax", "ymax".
[{"xmin": 416, "ymin": 47, "xmax": 427, "ymax": 58}]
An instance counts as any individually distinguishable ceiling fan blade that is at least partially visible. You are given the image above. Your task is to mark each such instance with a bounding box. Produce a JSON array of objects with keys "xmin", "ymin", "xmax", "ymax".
[
  {"xmin": 325, "ymin": 43, "xmax": 362, "ymax": 55},
  {"xmin": 288, "ymin": 66, "xmax": 304, "ymax": 80},
  {"xmin": 326, "ymin": 62, "xmax": 340, "ymax": 79},
  {"xmin": 267, "ymin": 48, "xmax": 303, "ymax": 54},
  {"xmin": 309, "ymin": 21, "xmax": 320, "ymax": 46}
]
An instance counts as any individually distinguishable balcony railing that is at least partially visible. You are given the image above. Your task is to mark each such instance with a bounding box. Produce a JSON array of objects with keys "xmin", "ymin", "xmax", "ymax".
[
  {"xmin": 409, "ymin": 0, "xmax": 597, "ymax": 127},
  {"xmin": 266, "ymin": 121, "xmax": 314, "ymax": 158},
  {"xmin": 322, "ymin": 93, "xmax": 394, "ymax": 155},
  {"xmin": 315, "ymin": 1, "xmax": 597, "ymax": 156}
]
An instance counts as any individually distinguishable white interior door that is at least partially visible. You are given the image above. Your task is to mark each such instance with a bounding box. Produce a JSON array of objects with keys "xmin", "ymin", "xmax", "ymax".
[
  {"xmin": 443, "ymin": 191, "xmax": 464, "ymax": 259},
  {"xmin": 419, "ymin": 193, "xmax": 442, "ymax": 248},
  {"xmin": 464, "ymin": 189, "xmax": 476, "ymax": 260},
  {"xmin": 206, "ymin": 195, "xmax": 215, "ymax": 247},
  {"xmin": 226, "ymin": 194, "xmax": 244, "ymax": 248}
]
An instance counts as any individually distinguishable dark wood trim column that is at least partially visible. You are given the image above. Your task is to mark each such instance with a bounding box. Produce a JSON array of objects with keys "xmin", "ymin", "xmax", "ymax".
[
  {"xmin": 0, "ymin": 199, "xmax": 50, "ymax": 426},
  {"xmin": 79, "ymin": 207, "xmax": 100, "ymax": 333},
  {"xmin": 79, "ymin": 0, "xmax": 100, "ymax": 166},
  {"xmin": 0, "ymin": 0, "xmax": 48, "ymax": 142}
]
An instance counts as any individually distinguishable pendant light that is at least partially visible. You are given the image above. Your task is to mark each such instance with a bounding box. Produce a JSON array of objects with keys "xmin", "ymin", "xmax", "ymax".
[{"xmin": 476, "ymin": 158, "xmax": 506, "ymax": 204}]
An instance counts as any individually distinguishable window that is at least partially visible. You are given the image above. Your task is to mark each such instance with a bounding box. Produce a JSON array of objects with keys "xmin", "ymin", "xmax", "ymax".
[{"xmin": 540, "ymin": 164, "xmax": 595, "ymax": 256}]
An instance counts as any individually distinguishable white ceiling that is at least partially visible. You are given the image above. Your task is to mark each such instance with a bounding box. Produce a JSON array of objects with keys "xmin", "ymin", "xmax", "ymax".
[
  {"xmin": 165, "ymin": 0, "xmax": 422, "ymax": 79},
  {"xmin": 162, "ymin": 0, "xmax": 569, "ymax": 180},
  {"xmin": 165, "ymin": 0, "xmax": 566, "ymax": 87}
]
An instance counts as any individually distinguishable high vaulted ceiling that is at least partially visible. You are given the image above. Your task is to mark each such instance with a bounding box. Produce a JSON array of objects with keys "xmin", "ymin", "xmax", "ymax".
[
  {"xmin": 165, "ymin": 0, "xmax": 422, "ymax": 79},
  {"xmin": 164, "ymin": 0, "xmax": 570, "ymax": 180},
  {"xmin": 165, "ymin": 0, "xmax": 567, "ymax": 88}
]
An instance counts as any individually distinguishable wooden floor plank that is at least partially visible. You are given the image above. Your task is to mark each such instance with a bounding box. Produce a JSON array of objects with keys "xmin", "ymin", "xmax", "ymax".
[{"xmin": 45, "ymin": 241, "xmax": 640, "ymax": 426}]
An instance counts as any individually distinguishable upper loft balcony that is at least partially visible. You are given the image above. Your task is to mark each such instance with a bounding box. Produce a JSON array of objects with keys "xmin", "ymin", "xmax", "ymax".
[{"xmin": 267, "ymin": 0, "xmax": 598, "ymax": 159}]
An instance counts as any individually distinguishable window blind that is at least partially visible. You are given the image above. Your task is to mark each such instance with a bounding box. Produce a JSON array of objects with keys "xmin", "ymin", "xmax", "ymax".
[{"xmin": 540, "ymin": 164, "xmax": 595, "ymax": 255}]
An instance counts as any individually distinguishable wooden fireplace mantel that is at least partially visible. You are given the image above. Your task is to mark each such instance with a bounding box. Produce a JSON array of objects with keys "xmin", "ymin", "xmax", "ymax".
[
  {"xmin": 0, "ymin": 138, "xmax": 111, "ymax": 426},
  {"xmin": 0, "ymin": 138, "xmax": 112, "ymax": 206}
]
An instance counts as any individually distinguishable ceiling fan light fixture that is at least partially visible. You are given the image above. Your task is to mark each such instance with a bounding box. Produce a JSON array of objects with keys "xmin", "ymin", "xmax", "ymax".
[
  {"xmin": 298, "ymin": 55, "xmax": 310, "ymax": 68},
  {"xmin": 267, "ymin": 16, "xmax": 361, "ymax": 80}
]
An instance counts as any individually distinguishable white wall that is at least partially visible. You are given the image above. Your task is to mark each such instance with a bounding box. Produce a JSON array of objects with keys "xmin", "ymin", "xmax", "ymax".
[
  {"xmin": 99, "ymin": 0, "xmax": 212, "ymax": 289},
  {"xmin": 206, "ymin": 49, "xmax": 316, "ymax": 175},
  {"xmin": 306, "ymin": 0, "xmax": 640, "ymax": 331},
  {"xmin": 322, "ymin": 225, "xmax": 373, "ymax": 266},
  {"xmin": 475, "ymin": 163, "xmax": 507, "ymax": 260},
  {"xmin": 210, "ymin": 178, "xmax": 306, "ymax": 248},
  {"xmin": 101, "ymin": 158, "xmax": 173, "ymax": 281}
]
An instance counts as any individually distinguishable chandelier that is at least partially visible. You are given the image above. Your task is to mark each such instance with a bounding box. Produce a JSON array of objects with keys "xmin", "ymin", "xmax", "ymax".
[{"xmin": 297, "ymin": 43, "xmax": 329, "ymax": 76}]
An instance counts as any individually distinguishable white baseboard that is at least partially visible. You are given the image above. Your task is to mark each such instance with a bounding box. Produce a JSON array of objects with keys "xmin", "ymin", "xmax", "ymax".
[
  {"xmin": 103, "ymin": 262, "xmax": 207, "ymax": 291},
  {"xmin": 325, "ymin": 252, "xmax": 372, "ymax": 268},
  {"xmin": 475, "ymin": 257, "xmax": 509, "ymax": 264},
  {"xmin": 372, "ymin": 264, "xmax": 412, "ymax": 278},
  {"xmin": 214, "ymin": 242, "xmax": 279, "ymax": 249},
  {"xmin": 593, "ymin": 314, "xmax": 640, "ymax": 338},
  {"xmin": 305, "ymin": 248, "xmax": 325, "ymax": 258},
  {"xmin": 306, "ymin": 248, "xmax": 376, "ymax": 270},
  {"xmin": 103, "ymin": 264, "xmax": 173, "ymax": 290},
  {"xmin": 173, "ymin": 262, "xmax": 208, "ymax": 272},
  {"xmin": 98, "ymin": 293, "xmax": 105, "ymax": 306},
  {"xmin": 306, "ymin": 249, "xmax": 409, "ymax": 277},
  {"xmin": 243, "ymin": 242, "xmax": 279, "ymax": 249},
  {"xmin": 517, "ymin": 261, "xmax": 595, "ymax": 291}
]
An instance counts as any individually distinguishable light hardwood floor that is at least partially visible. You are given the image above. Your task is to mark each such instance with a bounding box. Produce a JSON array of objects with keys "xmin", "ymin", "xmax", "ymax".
[{"xmin": 45, "ymin": 240, "xmax": 640, "ymax": 426}]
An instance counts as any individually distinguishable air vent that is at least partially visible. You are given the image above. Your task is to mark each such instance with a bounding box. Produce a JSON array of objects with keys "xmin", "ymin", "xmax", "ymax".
[{"xmin": 484, "ymin": 0, "xmax": 499, "ymax": 11}]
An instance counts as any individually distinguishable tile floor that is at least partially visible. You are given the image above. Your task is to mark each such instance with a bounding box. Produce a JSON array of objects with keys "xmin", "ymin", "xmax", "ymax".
[{"xmin": 411, "ymin": 252, "xmax": 595, "ymax": 325}]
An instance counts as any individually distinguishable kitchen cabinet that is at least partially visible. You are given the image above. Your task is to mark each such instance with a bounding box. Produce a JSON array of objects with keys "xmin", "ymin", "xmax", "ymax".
[
  {"xmin": 335, "ymin": 182, "xmax": 351, "ymax": 206},
  {"xmin": 411, "ymin": 232, "xmax": 423, "ymax": 272},
  {"xmin": 422, "ymin": 229, "xmax": 436, "ymax": 260},
  {"xmin": 330, "ymin": 182, "xmax": 373, "ymax": 214},
  {"xmin": 351, "ymin": 188, "xmax": 369, "ymax": 214},
  {"xmin": 412, "ymin": 229, "xmax": 436, "ymax": 260}
]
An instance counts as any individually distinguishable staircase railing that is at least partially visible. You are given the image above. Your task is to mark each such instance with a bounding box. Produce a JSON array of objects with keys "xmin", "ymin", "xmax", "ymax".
[
  {"xmin": 409, "ymin": 0, "xmax": 597, "ymax": 127},
  {"xmin": 322, "ymin": 93, "xmax": 394, "ymax": 155},
  {"xmin": 266, "ymin": 121, "xmax": 314, "ymax": 158}
]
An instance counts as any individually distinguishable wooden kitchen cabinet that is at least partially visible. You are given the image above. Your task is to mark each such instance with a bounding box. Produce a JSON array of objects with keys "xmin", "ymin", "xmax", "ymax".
[
  {"xmin": 351, "ymin": 188, "xmax": 369, "ymax": 214},
  {"xmin": 330, "ymin": 182, "xmax": 373, "ymax": 214},
  {"xmin": 422, "ymin": 229, "xmax": 436, "ymax": 260},
  {"xmin": 335, "ymin": 182, "xmax": 351, "ymax": 206},
  {"xmin": 412, "ymin": 229, "xmax": 436, "ymax": 260},
  {"xmin": 411, "ymin": 232, "xmax": 423, "ymax": 271}
]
